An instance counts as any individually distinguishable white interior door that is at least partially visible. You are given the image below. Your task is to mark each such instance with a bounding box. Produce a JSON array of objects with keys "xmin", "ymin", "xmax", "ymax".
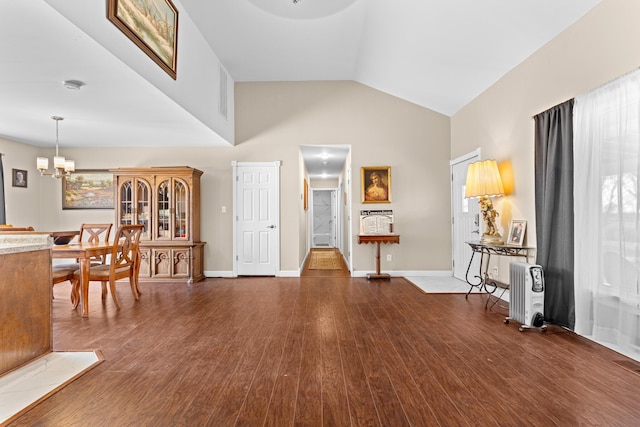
[
  {"xmin": 451, "ymin": 151, "xmax": 481, "ymax": 281},
  {"xmin": 233, "ymin": 162, "xmax": 280, "ymax": 276},
  {"xmin": 311, "ymin": 189, "xmax": 336, "ymax": 248}
]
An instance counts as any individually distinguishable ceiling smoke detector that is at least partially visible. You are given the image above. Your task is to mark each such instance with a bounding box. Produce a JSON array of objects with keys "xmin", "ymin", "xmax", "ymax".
[{"xmin": 63, "ymin": 80, "xmax": 85, "ymax": 90}]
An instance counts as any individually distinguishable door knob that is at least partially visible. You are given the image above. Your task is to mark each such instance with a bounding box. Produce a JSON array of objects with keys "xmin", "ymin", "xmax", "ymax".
[{"xmin": 267, "ymin": 225, "xmax": 276, "ymax": 229}]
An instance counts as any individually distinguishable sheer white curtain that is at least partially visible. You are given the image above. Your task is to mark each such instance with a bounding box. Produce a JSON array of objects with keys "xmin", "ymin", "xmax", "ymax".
[{"xmin": 574, "ymin": 68, "xmax": 640, "ymax": 359}]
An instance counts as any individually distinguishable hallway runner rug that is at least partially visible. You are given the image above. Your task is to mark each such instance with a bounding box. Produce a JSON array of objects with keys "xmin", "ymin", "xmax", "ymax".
[{"xmin": 308, "ymin": 251, "xmax": 341, "ymax": 270}]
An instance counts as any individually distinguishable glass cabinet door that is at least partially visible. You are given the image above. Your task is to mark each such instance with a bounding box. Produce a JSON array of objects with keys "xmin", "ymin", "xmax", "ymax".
[
  {"xmin": 119, "ymin": 178, "xmax": 151, "ymax": 240},
  {"xmin": 174, "ymin": 179, "xmax": 188, "ymax": 239},
  {"xmin": 157, "ymin": 179, "xmax": 170, "ymax": 240},
  {"xmin": 155, "ymin": 178, "xmax": 189, "ymax": 240},
  {"xmin": 136, "ymin": 179, "xmax": 151, "ymax": 240},
  {"xmin": 119, "ymin": 180, "xmax": 133, "ymax": 225}
]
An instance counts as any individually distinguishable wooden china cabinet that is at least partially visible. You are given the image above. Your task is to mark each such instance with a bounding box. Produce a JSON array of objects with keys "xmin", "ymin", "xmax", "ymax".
[{"xmin": 111, "ymin": 167, "xmax": 205, "ymax": 283}]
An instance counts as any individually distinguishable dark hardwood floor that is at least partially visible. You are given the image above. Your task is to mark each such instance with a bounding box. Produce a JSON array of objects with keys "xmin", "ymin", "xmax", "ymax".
[{"xmin": 11, "ymin": 275, "xmax": 640, "ymax": 426}]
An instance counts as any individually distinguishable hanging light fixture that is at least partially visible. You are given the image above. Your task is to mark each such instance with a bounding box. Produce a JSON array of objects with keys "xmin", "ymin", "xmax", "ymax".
[{"xmin": 37, "ymin": 116, "xmax": 75, "ymax": 179}]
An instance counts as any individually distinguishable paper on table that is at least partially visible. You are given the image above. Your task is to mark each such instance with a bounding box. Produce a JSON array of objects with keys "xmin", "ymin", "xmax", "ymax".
[{"xmin": 360, "ymin": 210, "xmax": 394, "ymax": 235}]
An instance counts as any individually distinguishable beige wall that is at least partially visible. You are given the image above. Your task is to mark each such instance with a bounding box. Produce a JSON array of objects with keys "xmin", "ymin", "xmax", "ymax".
[
  {"xmin": 4, "ymin": 81, "xmax": 451, "ymax": 275},
  {"xmin": 237, "ymin": 81, "xmax": 451, "ymax": 274},
  {"xmin": 451, "ymin": 0, "xmax": 640, "ymax": 279},
  {"xmin": 1, "ymin": 138, "xmax": 42, "ymax": 227}
]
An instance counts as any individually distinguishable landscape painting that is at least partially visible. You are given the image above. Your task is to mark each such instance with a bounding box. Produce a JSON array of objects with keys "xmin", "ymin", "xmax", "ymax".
[
  {"xmin": 108, "ymin": 0, "xmax": 178, "ymax": 79},
  {"xmin": 62, "ymin": 170, "xmax": 114, "ymax": 210}
]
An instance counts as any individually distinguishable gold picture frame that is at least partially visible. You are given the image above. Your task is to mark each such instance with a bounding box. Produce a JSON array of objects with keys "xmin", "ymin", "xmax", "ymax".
[
  {"xmin": 303, "ymin": 178, "xmax": 308, "ymax": 210},
  {"xmin": 361, "ymin": 166, "xmax": 391, "ymax": 203},
  {"xmin": 62, "ymin": 170, "xmax": 115, "ymax": 210},
  {"xmin": 507, "ymin": 219, "xmax": 527, "ymax": 246},
  {"xmin": 107, "ymin": 0, "xmax": 179, "ymax": 80}
]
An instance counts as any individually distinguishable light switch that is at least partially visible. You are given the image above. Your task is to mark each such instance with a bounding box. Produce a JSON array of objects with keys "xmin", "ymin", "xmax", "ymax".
[{"xmin": 221, "ymin": 206, "xmax": 227, "ymax": 213}]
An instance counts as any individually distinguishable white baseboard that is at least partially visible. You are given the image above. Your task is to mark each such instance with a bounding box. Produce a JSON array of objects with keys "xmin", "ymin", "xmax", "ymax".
[
  {"xmin": 204, "ymin": 270, "xmax": 301, "ymax": 278},
  {"xmin": 278, "ymin": 270, "xmax": 300, "ymax": 277},
  {"xmin": 204, "ymin": 270, "xmax": 234, "ymax": 278},
  {"xmin": 204, "ymin": 269, "xmax": 453, "ymax": 279}
]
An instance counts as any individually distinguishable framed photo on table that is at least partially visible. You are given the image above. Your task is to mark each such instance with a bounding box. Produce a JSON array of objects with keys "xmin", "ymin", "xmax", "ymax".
[
  {"xmin": 507, "ymin": 219, "xmax": 527, "ymax": 246},
  {"xmin": 107, "ymin": 0, "xmax": 179, "ymax": 79},
  {"xmin": 361, "ymin": 166, "xmax": 391, "ymax": 203}
]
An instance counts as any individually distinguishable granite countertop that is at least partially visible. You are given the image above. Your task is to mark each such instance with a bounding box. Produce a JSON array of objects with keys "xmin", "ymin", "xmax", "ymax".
[{"xmin": 0, "ymin": 233, "xmax": 53, "ymax": 254}]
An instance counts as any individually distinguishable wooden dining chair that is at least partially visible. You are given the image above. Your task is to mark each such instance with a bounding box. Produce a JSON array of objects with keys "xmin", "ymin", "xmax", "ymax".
[
  {"xmin": 53, "ymin": 223, "xmax": 113, "ymax": 304},
  {"xmin": 72, "ymin": 224, "xmax": 144, "ymax": 309}
]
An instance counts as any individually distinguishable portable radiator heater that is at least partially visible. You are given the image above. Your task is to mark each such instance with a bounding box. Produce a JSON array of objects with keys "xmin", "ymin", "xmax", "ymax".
[{"xmin": 505, "ymin": 262, "xmax": 546, "ymax": 331}]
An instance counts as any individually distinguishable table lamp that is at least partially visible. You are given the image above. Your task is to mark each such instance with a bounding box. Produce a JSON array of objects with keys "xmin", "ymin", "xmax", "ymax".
[{"xmin": 465, "ymin": 159, "xmax": 505, "ymax": 244}]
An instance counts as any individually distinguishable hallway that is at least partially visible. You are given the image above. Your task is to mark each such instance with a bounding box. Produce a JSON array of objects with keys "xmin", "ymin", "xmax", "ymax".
[{"xmin": 301, "ymin": 248, "xmax": 350, "ymax": 278}]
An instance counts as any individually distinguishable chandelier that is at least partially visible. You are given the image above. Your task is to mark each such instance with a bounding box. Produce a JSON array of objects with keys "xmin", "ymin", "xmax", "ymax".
[{"xmin": 37, "ymin": 116, "xmax": 75, "ymax": 179}]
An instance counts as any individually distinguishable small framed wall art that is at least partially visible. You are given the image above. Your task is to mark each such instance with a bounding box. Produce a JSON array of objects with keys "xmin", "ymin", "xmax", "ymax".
[
  {"xmin": 361, "ymin": 166, "xmax": 391, "ymax": 203},
  {"xmin": 12, "ymin": 169, "xmax": 27, "ymax": 188}
]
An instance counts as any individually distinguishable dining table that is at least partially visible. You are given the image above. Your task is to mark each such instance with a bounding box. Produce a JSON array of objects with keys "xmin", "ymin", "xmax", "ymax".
[{"xmin": 51, "ymin": 241, "xmax": 114, "ymax": 318}]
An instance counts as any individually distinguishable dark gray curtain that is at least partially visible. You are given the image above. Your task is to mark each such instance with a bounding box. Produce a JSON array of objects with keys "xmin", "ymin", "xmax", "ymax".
[
  {"xmin": 0, "ymin": 155, "xmax": 6, "ymax": 225},
  {"xmin": 534, "ymin": 99, "xmax": 575, "ymax": 330}
]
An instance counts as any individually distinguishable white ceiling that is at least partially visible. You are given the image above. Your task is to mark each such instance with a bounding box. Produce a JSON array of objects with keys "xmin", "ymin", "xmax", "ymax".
[
  {"xmin": 186, "ymin": 0, "xmax": 601, "ymax": 115},
  {"xmin": 0, "ymin": 0, "xmax": 601, "ymax": 177},
  {"xmin": 300, "ymin": 145, "xmax": 350, "ymax": 180}
]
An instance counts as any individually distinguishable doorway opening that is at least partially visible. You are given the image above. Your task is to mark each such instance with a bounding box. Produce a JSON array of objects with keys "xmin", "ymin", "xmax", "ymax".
[
  {"xmin": 300, "ymin": 145, "xmax": 351, "ymax": 273},
  {"xmin": 450, "ymin": 149, "xmax": 480, "ymax": 281},
  {"xmin": 311, "ymin": 189, "xmax": 336, "ymax": 248}
]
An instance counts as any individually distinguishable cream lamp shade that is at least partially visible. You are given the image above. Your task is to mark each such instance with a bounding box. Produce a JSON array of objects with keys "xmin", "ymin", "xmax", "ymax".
[{"xmin": 465, "ymin": 159, "xmax": 505, "ymax": 198}]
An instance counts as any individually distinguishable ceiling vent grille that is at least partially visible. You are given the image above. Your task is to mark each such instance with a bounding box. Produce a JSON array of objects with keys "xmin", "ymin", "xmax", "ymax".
[{"xmin": 219, "ymin": 65, "xmax": 228, "ymax": 120}]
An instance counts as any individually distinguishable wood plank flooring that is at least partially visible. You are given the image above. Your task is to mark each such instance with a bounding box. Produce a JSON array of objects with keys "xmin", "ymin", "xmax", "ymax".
[{"xmin": 10, "ymin": 276, "xmax": 640, "ymax": 426}]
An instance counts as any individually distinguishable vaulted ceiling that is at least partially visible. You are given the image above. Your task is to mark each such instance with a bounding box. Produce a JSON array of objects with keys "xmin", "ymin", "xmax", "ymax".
[
  {"xmin": 187, "ymin": 0, "xmax": 601, "ymax": 115},
  {"xmin": 0, "ymin": 0, "xmax": 601, "ymax": 164}
]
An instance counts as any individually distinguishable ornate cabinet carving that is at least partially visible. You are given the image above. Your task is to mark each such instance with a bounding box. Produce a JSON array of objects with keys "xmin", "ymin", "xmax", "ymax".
[{"xmin": 111, "ymin": 167, "xmax": 205, "ymax": 283}]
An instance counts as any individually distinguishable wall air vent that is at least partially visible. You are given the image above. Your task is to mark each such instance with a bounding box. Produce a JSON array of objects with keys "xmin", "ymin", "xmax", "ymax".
[{"xmin": 219, "ymin": 65, "xmax": 228, "ymax": 120}]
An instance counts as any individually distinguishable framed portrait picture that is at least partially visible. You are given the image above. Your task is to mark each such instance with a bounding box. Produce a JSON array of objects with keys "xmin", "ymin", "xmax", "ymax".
[
  {"xmin": 361, "ymin": 166, "xmax": 391, "ymax": 203},
  {"xmin": 12, "ymin": 169, "xmax": 27, "ymax": 188},
  {"xmin": 107, "ymin": 0, "xmax": 179, "ymax": 79},
  {"xmin": 507, "ymin": 219, "xmax": 527, "ymax": 246},
  {"xmin": 62, "ymin": 170, "xmax": 115, "ymax": 210}
]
